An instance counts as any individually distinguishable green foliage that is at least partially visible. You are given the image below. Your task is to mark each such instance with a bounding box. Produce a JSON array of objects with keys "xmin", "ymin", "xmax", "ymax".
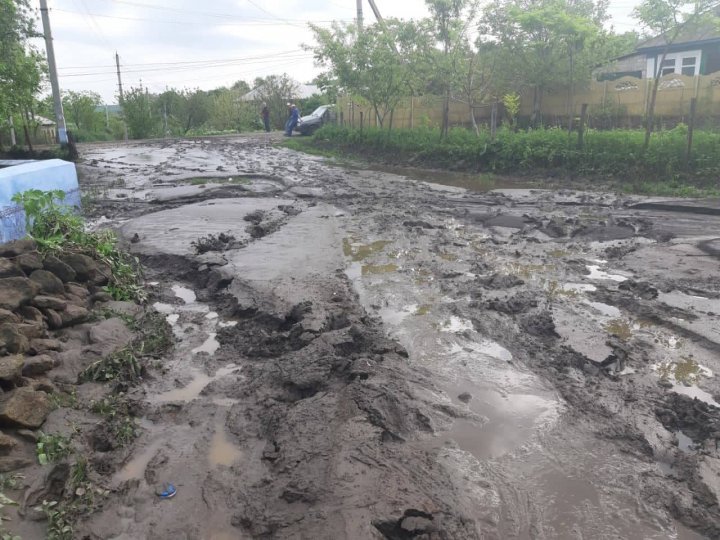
[
  {"xmin": 122, "ymin": 84, "xmax": 157, "ymax": 139},
  {"xmin": 80, "ymin": 347, "xmax": 141, "ymax": 383},
  {"xmin": 36, "ymin": 433, "xmax": 73, "ymax": 465},
  {"xmin": 38, "ymin": 501, "xmax": 72, "ymax": 540},
  {"xmin": 308, "ymin": 125, "xmax": 720, "ymax": 193},
  {"xmin": 62, "ymin": 91, "xmax": 102, "ymax": 132},
  {"xmin": 251, "ymin": 74, "xmax": 300, "ymax": 130},
  {"xmin": 11, "ymin": 189, "xmax": 146, "ymax": 302},
  {"xmin": 502, "ymin": 93, "xmax": 520, "ymax": 125},
  {"xmin": 90, "ymin": 395, "xmax": 138, "ymax": 447}
]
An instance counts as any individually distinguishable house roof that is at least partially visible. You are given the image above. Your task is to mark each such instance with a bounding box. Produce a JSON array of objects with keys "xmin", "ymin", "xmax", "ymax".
[
  {"xmin": 34, "ymin": 115, "xmax": 56, "ymax": 126},
  {"xmin": 637, "ymin": 21, "xmax": 720, "ymax": 51},
  {"xmin": 241, "ymin": 83, "xmax": 320, "ymax": 102}
]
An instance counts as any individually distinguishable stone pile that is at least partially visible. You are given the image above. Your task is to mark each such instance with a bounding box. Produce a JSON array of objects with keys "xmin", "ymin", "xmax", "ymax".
[{"xmin": 0, "ymin": 238, "xmax": 112, "ymax": 468}]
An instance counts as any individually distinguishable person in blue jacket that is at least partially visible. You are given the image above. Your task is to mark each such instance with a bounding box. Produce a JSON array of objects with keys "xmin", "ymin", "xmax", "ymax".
[{"xmin": 285, "ymin": 104, "xmax": 300, "ymax": 136}]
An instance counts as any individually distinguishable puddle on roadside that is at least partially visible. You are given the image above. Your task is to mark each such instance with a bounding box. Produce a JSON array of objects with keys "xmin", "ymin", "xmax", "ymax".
[
  {"xmin": 362, "ymin": 263, "xmax": 398, "ymax": 275},
  {"xmin": 166, "ymin": 314, "xmax": 180, "ymax": 326},
  {"xmin": 677, "ymin": 431, "xmax": 694, "ymax": 452},
  {"xmin": 378, "ymin": 304, "xmax": 417, "ymax": 326},
  {"xmin": 342, "ymin": 238, "xmax": 392, "ymax": 261},
  {"xmin": 671, "ymin": 384, "xmax": 720, "ymax": 408},
  {"xmin": 563, "ymin": 283, "xmax": 597, "ymax": 294},
  {"xmin": 441, "ymin": 316, "xmax": 474, "ymax": 333},
  {"xmin": 192, "ymin": 333, "xmax": 220, "ymax": 355},
  {"xmin": 114, "ymin": 438, "xmax": 164, "ymax": 483},
  {"xmin": 209, "ymin": 423, "xmax": 243, "ymax": 467},
  {"xmin": 150, "ymin": 365, "xmax": 240, "ymax": 404},
  {"xmin": 153, "ymin": 302, "xmax": 175, "ymax": 315},
  {"xmin": 585, "ymin": 300, "xmax": 621, "ymax": 318},
  {"xmin": 586, "ymin": 264, "xmax": 629, "ymax": 282},
  {"xmin": 172, "ymin": 285, "xmax": 197, "ymax": 304}
]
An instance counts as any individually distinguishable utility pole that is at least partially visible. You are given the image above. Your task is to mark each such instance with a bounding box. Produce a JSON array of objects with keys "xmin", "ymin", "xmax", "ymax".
[
  {"xmin": 38, "ymin": 0, "xmax": 68, "ymax": 145},
  {"xmin": 356, "ymin": 0, "xmax": 363, "ymax": 31},
  {"xmin": 115, "ymin": 52, "xmax": 129, "ymax": 141},
  {"xmin": 367, "ymin": 0, "xmax": 385, "ymax": 23}
]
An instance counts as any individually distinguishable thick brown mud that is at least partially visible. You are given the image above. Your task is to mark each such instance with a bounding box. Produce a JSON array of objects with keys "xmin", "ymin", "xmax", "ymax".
[{"xmin": 16, "ymin": 136, "xmax": 718, "ymax": 539}]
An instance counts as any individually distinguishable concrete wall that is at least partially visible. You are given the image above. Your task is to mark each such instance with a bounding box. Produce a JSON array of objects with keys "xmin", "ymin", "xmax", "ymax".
[{"xmin": 0, "ymin": 159, "xmax": 80, "ymax": 243}]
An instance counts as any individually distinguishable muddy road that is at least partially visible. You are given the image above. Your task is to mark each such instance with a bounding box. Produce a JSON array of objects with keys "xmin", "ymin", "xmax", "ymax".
[{"xmin": 68, "ymin": 136, "xmax": 720, "ymax": 539}]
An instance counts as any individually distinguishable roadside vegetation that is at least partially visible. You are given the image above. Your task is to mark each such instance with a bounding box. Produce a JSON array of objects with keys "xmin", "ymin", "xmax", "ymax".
[
  {"xmin": 11, "ymin": 189, "xmax": 145, "ymax": 301},
  {"xmin": 288, "ymin": 125, "xmax": 720, "ymax": 197}
]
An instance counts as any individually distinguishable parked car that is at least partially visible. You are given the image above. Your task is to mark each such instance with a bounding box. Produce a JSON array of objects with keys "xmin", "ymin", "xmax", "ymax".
[{"xmin": 295, "ymin": 105, "xmax": 336, "ymax": 135}]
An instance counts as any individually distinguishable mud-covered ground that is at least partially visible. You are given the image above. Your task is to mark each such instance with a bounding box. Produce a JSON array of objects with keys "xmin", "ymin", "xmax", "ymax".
[{"xmin": 57, "ymin": 136, "xmax": 720, "ymax": 539}]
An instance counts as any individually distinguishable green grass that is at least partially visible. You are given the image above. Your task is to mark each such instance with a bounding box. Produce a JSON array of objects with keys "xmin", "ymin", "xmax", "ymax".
[{"xmin": 294, "ymin": 125, "xmax": 720, "ymax": 197}]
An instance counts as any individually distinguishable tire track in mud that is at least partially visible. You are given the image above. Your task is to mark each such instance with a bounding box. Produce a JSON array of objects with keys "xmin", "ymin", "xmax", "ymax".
[{"xmin": 75, "ymin": 137, "xmax": 720, "ymax": 539}]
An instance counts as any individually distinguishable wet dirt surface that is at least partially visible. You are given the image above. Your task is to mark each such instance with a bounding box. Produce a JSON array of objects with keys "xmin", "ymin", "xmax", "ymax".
[{"xmin": 69, "ymin": 137, "xmax": 720, "ymax": 539}]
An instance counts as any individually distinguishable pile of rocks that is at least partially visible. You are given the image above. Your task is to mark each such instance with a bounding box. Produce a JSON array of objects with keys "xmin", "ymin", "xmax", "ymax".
[{"xmin": 0, "ymin": 238, "xmax": 112, "ymax": 467}]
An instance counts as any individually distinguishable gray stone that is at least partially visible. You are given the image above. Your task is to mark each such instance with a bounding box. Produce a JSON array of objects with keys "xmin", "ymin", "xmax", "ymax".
[
  {"xmin": 0, "ymin": 355, "xmax": 25, "ymax": 382},
  {"xmin": 64, "ymin": 283, "xmax": 90, "ymax": 299},
  {"xmin": 60, "ymin": 305, "xmax": 89, "ymax": 328},
  {"xmin": 0, "ymin": 457, "xmax": 33, "ymax": 473},
  {"xmin": 15, "ymin": 252, "xmax": 43, "ymax": 274},
  {"xmin": 0, "ymin": 239, "xmax": 37, "ymax": 257},
  {"xmin": 0, "ymin": 277, "xmax": 40, "ymax": 311},
  {"xmin": 16, "ymin": 429, "xmax": 38, "ymax": 442},
  {"xmin": 29, "ymin": 270, "xmax": 65, "ymax": 295},
  {"xmin": 64, "ymin": 293, "xmax": 87, "ymax": 308},
  {"xmin": 28, "ymin": 339, "xmax": 62, "ymax": 355},
  {"xmin": 91, "ymin": 291, "xmax": 113, "ymax": 303},
  {"xmin": 17, "ymin": 305, "xmax": 44, "ymax": 325},
  {"xmin": 42, "ymin": 255, "xmax": 77, "ymax": 283},
  {"xmin": 400, "ymin": 516, "xmax": 435, "ymax": 534},
  {"xmin": 0, "ymin": 259, "xmax": 23, "ymax": 278},
  {"xmin": 0, "ymin": 432, "xmax": 18, "ymax": 455},
  {"xmin": 0, "ymin": 309, "xmax": 20, "ymax": 325},
  {"xmin": 32, "ymin": 295, "xmax": 67, "ymax": 311},
  {"xmin": 43, "ymin": 309, "xmax": 63, "ymax": 330},
  {"xmin": 0, "ymin": 324, "xmax": 30, "ymax": 355},
  {"xmin": 22, "ymin": 354, "xmax": 56, "ymax": 377},
  {"xmin": 61, "ymin": 253, "xmax": 99, "ymax": 282},
  {"xmin": 0, "ymin": 387, "xmax": 52, "ymax": 428},
  {"xmin": 14, "ymin": 323, "xmax": 45, "ymax": 340},
  {"xmin": 88, "ymin": 318, "xmax": 133, "ymax": 348},
  {"xmin": 92, "ymin": 261, "xmax": 112, "ymax": 286}
]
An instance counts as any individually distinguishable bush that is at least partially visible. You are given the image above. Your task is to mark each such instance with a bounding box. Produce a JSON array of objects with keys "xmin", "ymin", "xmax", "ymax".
[{"xmin": 309, "ymin": 125, "xmax": 720, "ymax": 188}]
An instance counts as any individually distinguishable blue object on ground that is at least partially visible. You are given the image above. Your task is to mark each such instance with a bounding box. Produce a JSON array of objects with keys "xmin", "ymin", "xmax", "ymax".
[{"xmin": 158, "ymin": 483, "xmax": 176, "ymax": 499}]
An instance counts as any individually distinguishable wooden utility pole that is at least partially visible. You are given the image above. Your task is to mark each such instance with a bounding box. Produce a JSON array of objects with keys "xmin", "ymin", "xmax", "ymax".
[
  {"xmin": 38, "ymin": 0, "xmax": 68, "ymax": 145},
  {"xmin": 116, "ymin": 52, "xmax": 129, "ymax": 141},
  {"xmin": 357, "ymin": 0, "xmax": 363, "ymax": 31}
]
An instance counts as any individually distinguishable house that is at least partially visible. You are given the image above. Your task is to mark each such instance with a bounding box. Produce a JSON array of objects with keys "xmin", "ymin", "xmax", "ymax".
[{"xmin": 597, "ymin": 22, "xmax": 720, "ymax": 80}]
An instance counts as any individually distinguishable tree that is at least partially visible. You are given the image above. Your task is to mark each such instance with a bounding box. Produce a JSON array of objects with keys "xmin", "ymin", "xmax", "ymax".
[
  {"xmin": 62, "ymin": 90, "xmax": 102, "ymax": 131},
  {"xmin": 122, "ymin": 85, "xmax": 157, "ymax": 139},
  {"xmin": 252, "ymin": 74, "xmax": 299, "ymax": 129},
  {"xmin": 633, "ymin": 0, "xmax": 720, "ymax": 150},
  {"xmin": 209, "ymin": 88, "xmax": 257, "ymax": 131},
  {"xmin": 309, "ymin": 20, "xmax": 416, "ymax": 128},
  {"xmin": 0, "ymin": 0, "xmax": 46, "ymax": 150},
  {"xmin": 482, "ymin": 0, "xmax": 611, "ymax": 126}
]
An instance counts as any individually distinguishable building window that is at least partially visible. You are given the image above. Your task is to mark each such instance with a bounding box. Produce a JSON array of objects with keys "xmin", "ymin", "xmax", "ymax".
[
  {"xmin": 661, "ymin": 58, "xmax": 676, "ymax": 76},
  {"xmin": 681, "ymin": 56, "xmax": 697, "ymax": 76}
]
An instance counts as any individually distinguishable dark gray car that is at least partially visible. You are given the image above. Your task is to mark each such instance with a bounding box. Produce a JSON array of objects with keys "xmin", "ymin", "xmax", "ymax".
[{"xmin": 295, "ymin": 105, "xmax": 336, "ymax": 135}]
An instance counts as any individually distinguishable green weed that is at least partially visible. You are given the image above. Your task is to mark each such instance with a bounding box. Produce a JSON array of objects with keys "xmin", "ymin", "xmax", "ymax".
[
  {"xmin": 80, "ymin": 347, "xmax": 141, "ymax": 383},
  {"xmin": 36, "ymin": 434, "xmax": 73, "ymax": 465},
  {"xmin": 38, "ymin": 501, "xmax": 73, "ymax": 540}
]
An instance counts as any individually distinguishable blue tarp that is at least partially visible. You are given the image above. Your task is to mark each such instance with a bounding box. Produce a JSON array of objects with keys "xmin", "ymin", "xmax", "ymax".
[{"xmin": 0, "ymin": 159, "xmax": 80, "ymax": 243}]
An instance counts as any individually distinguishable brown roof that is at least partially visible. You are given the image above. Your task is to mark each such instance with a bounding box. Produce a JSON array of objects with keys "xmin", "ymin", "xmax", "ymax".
[{"xmin": 637, "ymin": 21, "xmax": 720, "ymax": 50}]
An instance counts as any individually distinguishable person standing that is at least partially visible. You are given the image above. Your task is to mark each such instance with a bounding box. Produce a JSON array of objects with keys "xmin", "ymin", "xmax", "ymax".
[
  {"xmin": 261, "ymin": 103, "xmax": 270, "ymax": 132},
  {"xmin": 285, "ymin": 103, "xmax": 300, "ymax": 137}
]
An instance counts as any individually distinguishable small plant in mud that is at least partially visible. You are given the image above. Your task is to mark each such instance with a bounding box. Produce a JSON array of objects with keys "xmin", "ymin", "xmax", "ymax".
[
  {"xmin": 38, "ymin": 501, "xmax": 73, "ymax": 540},
  {"xmin": 81, "ymin": 347, "xmax": 141, "ymax": 383},
  {"xmin": 545, "ymin": 280, "xmax": 579, "ymax": 301},
  {"xmin": 191, "ymin": 232, "xmax": 241, "ymax": 254},
  {"xmin": 0, "ymin": 477, "xmax": 22, "ymax": 540},
  {"xmin": 656, "ymin": 357, "xmax": 705, "ymax": 385},
  {"xmin": 36, "ymin": 433, "xmax": 73, "ymax": 465},
  {"xmin": 604, "ymin": 319, "xmax": 634, "ymax": 342},
  {"xmin": 49, "ymin": 390, "xmax": 78, "ymax": 411},
  {"xmin": 90, "ymin": 395, "xmax": 139, "ymax": 447}
]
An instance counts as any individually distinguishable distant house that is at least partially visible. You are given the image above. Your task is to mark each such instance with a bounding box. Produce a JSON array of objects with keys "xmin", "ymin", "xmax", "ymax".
[
  {"xmin": 32, "ymin": 115, "xmax": 57, "ymax": 145},
  {"xmin": 241, "ymin": 84, "xmax": 321, "ymax": 102},
  {"xmin": 597, "ymin": 23, "xmax": 720, "ymax": 80}
]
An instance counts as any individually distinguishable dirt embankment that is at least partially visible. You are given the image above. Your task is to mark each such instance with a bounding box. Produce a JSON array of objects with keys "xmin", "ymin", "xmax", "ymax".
[{"xmin": 4, "ymin": 136, "xmax": 719, "ymax": 539}]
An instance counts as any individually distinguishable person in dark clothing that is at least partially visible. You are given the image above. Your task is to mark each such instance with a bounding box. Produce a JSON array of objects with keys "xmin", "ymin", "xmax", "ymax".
[
  {"xmin": 285, "ymin": 104, "xmax": 300, "ymax": 136},
  {"xmin": 261, "ymin": 103, "xmax": 270, "ymax": 132}
]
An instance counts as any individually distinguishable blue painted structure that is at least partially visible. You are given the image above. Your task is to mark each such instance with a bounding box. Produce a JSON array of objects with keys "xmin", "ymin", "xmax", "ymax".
[{"xmin": 0, "ymin": 159, "xmax": 80, "ymax": 243}]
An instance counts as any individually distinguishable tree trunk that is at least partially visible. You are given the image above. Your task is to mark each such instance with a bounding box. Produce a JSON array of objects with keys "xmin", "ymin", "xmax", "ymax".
[
  {"xmin": 470, "ymin": 103, "xmax": 479, "ymax": 136},
  {"xmin": 22, "ymin": 111, "xmax": 33, "ymax": 153},
  {"xmin": 531, "ymin": 86, "xmax": 542, "ymax": 128},
  {"xmin": 388, "ymin": 108, "xmax": 394, "ymax": 131},
  {"xmin": 441, "ymin": 89, "xmax": 450, "ymax": 138},
  {"xmin": 644, "ymin": 48, "xmax": 669, "ymax": 151}
]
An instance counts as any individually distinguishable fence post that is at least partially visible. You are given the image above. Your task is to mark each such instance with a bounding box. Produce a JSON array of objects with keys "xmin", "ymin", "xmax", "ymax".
[
  {"xmin": 360, "ymin": 111, "xmax": 364, "ymax": 132},
  {"xmin": 686, "ymin": 97, "xmax": 697, "ymax": 167},
  {"xmin": 577, "ymin": 103, "xmax": 588, "ymax": 149}
]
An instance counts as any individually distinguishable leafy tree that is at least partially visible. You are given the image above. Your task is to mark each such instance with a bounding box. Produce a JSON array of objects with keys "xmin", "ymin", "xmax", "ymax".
[
  {"xmin": 633, "ymin": 0, "xmax": 720, "ymax": 150},
  {"xmin": 251, "ymin": 74, "xmax": 299, "ymax": 129},
  {"xmin": 122, "ymin": 85, "xmax": 157, "ymax": 139},
  {"xmin": 482, "ymin": 0, "xmax": 612, "ymax": 126},
  {"xmin": 62, "ymin": 90, "xmax": 102, "ymax": 131},
  {"xmin": 0, "ymin": 0, "xmax": 46, "ymax": 150},
  {"xmin": 208, "ymin": 88, "xmax": 257, "ymax": 131},
  {"xmin": 308, "ymin": 20, "xmax": 416, "ymax": 128}
]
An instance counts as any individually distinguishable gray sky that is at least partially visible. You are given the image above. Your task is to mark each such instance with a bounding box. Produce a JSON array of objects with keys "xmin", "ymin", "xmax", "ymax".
[{"xmin": 34, "ymin": 0, "xmax": 641, "ymax": 104}]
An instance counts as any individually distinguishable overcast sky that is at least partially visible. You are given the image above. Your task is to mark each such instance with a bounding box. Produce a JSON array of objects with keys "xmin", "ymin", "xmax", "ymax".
[{"xmin": 33, "ymin": 0, "xmax": 642, "ymax": 104}]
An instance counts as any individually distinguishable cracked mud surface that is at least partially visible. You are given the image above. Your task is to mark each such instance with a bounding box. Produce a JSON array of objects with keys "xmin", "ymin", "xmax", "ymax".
[{"xmin": 72, "ymin": 136, "xmax": 719, "ymax": 539}]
